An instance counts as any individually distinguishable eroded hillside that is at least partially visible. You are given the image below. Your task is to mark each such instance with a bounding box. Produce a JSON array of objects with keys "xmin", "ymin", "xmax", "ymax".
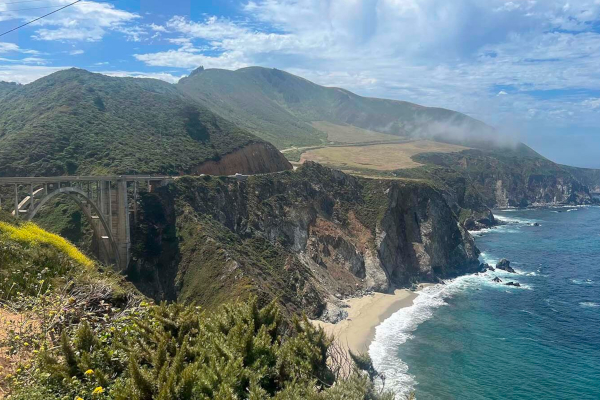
[{"xmin": 128, "ymin": 163, "xmax": 480, "ymax": 319}]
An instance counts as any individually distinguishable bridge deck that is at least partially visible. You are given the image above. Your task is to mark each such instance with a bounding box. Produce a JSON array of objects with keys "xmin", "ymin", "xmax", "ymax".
[{"xmin": 0, "ymin": 175, "xmax": 174, "ymax": 184}]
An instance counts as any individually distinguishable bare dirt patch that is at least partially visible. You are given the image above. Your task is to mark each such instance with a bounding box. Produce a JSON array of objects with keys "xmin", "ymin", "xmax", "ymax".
[
  {"xmin": 0, "ymin": 308, "xmax": 39, "ymax": 398},
  {"xmin": 300, "ymin": 140, "xmax": 469, "ymax": 171}
]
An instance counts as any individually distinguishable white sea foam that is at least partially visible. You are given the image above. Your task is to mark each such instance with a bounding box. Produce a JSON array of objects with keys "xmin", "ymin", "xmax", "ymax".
[
  {"xmin": 495, "ymin": 214, "xmax": 540, "ymax": 225},
  {"xmin": 469, "ymin": 224, "xmax": 521, "ymax": 237},
  {"xmin": 571, "ymin": 279, "xmax": 594, "ymax": 285},
  {"xmin": 580, "ymin": 302, "xmax": 600, "ymax": 308},
  {"xmin": 369, "ymin": 270, "xmax": 529, "ymax": 398}
]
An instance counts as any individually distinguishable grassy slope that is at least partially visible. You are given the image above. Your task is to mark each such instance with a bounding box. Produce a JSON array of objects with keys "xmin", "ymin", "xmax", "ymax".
[
  {"xmin": 177, "ymin": 66, "xmax": 494, "ymax": 149},
  {"xmin": 311, "ymin": 121, "xmax": 403, "ymax": 143},
  {"xmin": 177, "ymin": 68, "xmax": 327, "ymax": 149},
  {"xmin": 0, "ymin": 69, "xmax": 259, "ymax": 176},
  {"xmin": 299, "ymin": 140, "xmax": 470, "ymax": 172}
]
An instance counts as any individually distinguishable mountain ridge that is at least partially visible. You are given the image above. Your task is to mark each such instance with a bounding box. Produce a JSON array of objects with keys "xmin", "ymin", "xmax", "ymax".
[
  {"xmin": 177, "ymin": 66, "xmax": 497, "ymax": 149},
  {"xmin": 0, "ymin": 68, "xmax": 290, "ymax": 177}
]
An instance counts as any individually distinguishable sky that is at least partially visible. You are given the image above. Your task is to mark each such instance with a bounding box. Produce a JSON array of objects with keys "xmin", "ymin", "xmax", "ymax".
[{"xmin": 0, "ymin": 0, "xmax": 599, "ymax": 168}]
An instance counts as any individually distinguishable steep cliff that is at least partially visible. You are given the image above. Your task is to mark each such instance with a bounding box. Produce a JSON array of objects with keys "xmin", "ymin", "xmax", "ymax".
[
  {"xmin": 191, "ymin": 142, "xmax": 292, "ymax": 175},
  {"xmin": 564, "ymin": 165, "xmax": 600, "ymax": 194},
  {"xmin": 129, "ymin": 163, "xmax": 480, "ymax": 318},
  {"xmin": 408, "ymin": 148, "xmax": 596, "ymax": 208}
]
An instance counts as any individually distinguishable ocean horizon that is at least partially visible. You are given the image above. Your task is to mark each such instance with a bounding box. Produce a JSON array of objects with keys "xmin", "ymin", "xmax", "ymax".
[{"xmin": 370, "ymin": 206, "xmax": 600, "ymax": 399}]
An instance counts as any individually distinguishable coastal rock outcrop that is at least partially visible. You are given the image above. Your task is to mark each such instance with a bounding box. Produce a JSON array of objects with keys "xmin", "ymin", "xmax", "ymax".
[
  {"xmin": 496, "ymin": 259, "xmax": 516, "ymax": 273},
  {"xmin": 505, "ymin": 282, "xmax": 521, "ymax": 287},
  {"xmin": 492, "ymin": 277, "xmax": 502, "ymax": 283}
]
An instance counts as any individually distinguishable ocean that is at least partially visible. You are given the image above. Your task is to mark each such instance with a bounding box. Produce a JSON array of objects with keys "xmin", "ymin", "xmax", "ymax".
[{"xmin": 370, "ymin": 206, "xmax": 600, "ymax": 399}]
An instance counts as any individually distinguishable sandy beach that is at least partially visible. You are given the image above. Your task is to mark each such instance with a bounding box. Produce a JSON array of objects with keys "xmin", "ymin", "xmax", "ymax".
[{"xmin": 312, "ymin": 286, "xmax": 429, "ymax": 355}]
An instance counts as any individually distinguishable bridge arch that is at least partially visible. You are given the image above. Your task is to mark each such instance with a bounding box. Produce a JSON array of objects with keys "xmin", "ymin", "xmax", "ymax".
[{"xmin": 27, "ymin": 187, "xmax": 121, "ymax": 267}]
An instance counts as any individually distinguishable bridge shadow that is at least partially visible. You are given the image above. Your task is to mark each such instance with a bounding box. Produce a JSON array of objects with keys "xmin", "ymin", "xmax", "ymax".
[{"xmin": 127, "ymin": 189, "xmax": 181, "ymax": 302}]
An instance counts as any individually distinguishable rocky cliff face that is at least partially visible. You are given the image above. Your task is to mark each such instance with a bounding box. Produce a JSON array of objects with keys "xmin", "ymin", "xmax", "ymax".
[
  {"xmin": 192, "ymin": 142, "xmax": 292, "ymax": 175},
  {"xmin": 415, "ymin": 149, "xmax": 596, "ymax": 208},
  {"xmin": 129, "ymin": 163, "xmax": 480, "ymax": 318},
  {"xmin": 563, "ymin": 166, "xmax": 600, "ymax": 195}
]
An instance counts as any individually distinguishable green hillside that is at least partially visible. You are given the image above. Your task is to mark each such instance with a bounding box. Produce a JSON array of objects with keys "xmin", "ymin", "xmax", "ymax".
[
  {"xmin": 0, "ymin": 81, "xmax": 18, "ymax": 98},
  {"xmin": 0, "ymin": 69, "xmax": 260, "ymax": 176},
  {"xmin": 178, "ymin": 66, "xmax": 495, "ymax": 149}
]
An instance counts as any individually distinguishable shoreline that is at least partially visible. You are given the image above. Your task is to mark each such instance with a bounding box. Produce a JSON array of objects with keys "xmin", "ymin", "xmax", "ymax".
[{"xmin": 312, "ymin": 284, "xmax": 431, "ymax": 355}]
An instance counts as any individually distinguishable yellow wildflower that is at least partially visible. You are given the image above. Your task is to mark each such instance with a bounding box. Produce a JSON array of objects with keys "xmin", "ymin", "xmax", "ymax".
[
  {"xmin": 76, "ymin": 397, "xmax": 84, "ymax": 400},
  {"xmin": 85, "ymin": 369, "xmax": 94, "ymax": 375},
  {"xmin": 92, "ymin": 386, "xmax": 104, "ymax": 394}
]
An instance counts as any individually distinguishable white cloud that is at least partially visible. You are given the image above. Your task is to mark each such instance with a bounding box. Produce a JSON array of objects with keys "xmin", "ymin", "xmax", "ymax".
[
  {"xmin": 21, "ymin": 0, "xmax": 140, "ymax": 42},
  {"xmin": 0, "ymin": 43, "xmax": 19, "ymax": 53},
  {"xmin": 0, "ymin": 42, "xmax": 39, "ymax": 55},
  {"xmin": 148, "ymin": 23, "xmax": 168, "ymax": 33},
  {"xmin": 0, "ymin": 65, "xmax": 184, "ymax": 85},
  {"xmin": 582, "ymin": 98, "xmax": 600, "ymax": 110},
  {"xmin": 69, "ymin": 49, "xmax": 84, "ymax": 55},
  {"xmin": 100, "ymin": 70, "xmax": 185, "ymax": 84},
  {"xmin": 0, "ymin": 65, "xmax": 68, "ymax": 83},
  {"xmin": 134, "ymin": 49, "xmax": 248, "ymax": 70}
]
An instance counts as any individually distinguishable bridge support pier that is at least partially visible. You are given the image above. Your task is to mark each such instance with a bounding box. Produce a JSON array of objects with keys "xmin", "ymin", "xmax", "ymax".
[
  {"xmin": 115, "ymin": 180, "xmax": 130, "ymax": 272},
  {"xmin": 1, "ymin": 175, "xmax": 172, "ymax": 273}
]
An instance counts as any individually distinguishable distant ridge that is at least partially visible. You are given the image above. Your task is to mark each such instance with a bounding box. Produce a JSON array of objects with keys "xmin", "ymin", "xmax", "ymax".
[{"xmin": 177, "ymin": 66, "xmax": 498, "ymax": 149}]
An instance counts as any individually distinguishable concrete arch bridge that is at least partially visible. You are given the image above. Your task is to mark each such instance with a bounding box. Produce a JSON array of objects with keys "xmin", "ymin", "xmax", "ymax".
[{"xmin": 0, "ymin": 176, "xmax": 173, "ymax": 270}]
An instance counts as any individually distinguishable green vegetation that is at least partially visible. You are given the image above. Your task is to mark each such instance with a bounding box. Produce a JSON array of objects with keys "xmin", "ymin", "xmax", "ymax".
[
  {"xmin": 0, "ymin": 220, "xmax": 92, "ymax": 268},
  {"xmin": 299, "ymin": 140, "xmax": 469, "ymax": 173},
  {"xmin": 311, "ymin": 121, "xmax": 402, "ymax": 144},
  {"xmin": 30, "ymin": 198, "xmax": 94, "ymax": 252},
  {"xmin": 0, "ymin": 211, "xmax": 123, "ymax": 302},
  {"xmin": 177, "ymin": 66, "xmax": 492, "ymax": 149},
  {"xmin": 281, "ymin": 147, "xmax": 308, "ymax": 162},
  {"xmin": 0, "ymin": 214, "xmax": 395, "ymax": 399},
  {"xmin": 0, "ymin": 69, "xmax": 259, "ymax": 176},
  {"xmin": 10, "ymin": 299, "xmax": 393, "ymax": 400},
  {"xmin": 410, "ymin": 148, "xmax": 591, "ymax": 207}
]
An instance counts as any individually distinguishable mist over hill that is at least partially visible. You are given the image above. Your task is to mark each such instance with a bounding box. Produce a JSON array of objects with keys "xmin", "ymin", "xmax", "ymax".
[{"xmin": 177, "ymin": 66, "xmax": 502, "ymax": 149}]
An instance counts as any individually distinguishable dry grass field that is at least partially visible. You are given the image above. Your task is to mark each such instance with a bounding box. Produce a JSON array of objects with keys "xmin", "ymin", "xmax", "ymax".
[
  {"xmin": 311, "ymin": 121, "xmax": 404, "ymax": 144},
  {"xmin": 299, "ymin": 140, "xmax": 469, "ymax": 172}
]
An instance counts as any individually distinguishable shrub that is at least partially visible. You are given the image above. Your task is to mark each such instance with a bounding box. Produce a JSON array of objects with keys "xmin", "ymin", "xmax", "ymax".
[
  {"xmin": 9, "ymin": 299, "xmax": 393, "ymax": 399},
  {"xmin": 0, "ymin": 221, "xmax": 93, "ymax": 268}
]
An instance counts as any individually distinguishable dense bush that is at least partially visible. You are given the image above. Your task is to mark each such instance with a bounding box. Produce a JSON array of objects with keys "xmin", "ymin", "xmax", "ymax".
[{"xmin": 9, "ymin": 300, "xmax": 393, "ymax": 400}]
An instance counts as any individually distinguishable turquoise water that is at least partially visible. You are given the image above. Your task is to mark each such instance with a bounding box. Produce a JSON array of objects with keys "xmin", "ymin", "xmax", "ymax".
[{"xmin": 370, "ymin": 206, "xmax": 600, "ymax": 399}]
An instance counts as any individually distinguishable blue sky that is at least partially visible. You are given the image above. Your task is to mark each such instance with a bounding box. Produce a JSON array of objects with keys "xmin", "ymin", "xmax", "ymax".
[{"xmin": 0, "ymin": 0, "xmax": 599, "ymax": 168}]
